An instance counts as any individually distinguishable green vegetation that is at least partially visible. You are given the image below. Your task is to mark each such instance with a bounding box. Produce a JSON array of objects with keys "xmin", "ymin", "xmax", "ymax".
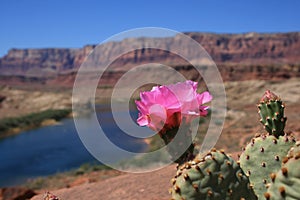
[
  {"xmin": 74, "ymin": 162, "xmax": 112, "ymax": 175},
  {"xmin": 0, "ymin": 109, "xmax": 71, "ymax": 138}
]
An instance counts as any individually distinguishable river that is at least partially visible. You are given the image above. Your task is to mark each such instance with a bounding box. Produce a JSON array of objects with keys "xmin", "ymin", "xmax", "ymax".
[{"xmin": 0, "ymin": 104, "xmax": 148, "ymax": 186}]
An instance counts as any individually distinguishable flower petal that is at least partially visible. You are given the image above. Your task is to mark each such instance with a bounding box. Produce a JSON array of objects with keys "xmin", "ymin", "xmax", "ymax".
[
  {"xmin": 147, "ymin": 104, "xmax": 167, "ymax": 131},
  {"xmin": 135, "ymin": 80, "xmax": 213, "ymax": 131},
  {"xmin": 197, "ymin": 91, "xmax": 213, "ymax": 104},
  {"xmin": 137, "ymin": 115, "xmax": 149, "ymax": 126},
  {"xmin": 135, "ymin": 100, "xmax": 147, "ymax": 114},
  {"xmin": 199, "ymin": 105, "xmax": 209, "ymax": 116}
]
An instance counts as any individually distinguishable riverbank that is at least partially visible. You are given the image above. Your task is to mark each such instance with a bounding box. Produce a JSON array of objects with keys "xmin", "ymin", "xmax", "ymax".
[
  {"xmin": 0, "ymin": 109, "xmax": 72, "ymax": 139},
  {"xmin": 24, "ymin": 163, "xmax": 123, "ymax": 191},
  {"xmin": 0, "ymin": 86, "xmax": 72, "ymax": 119}
]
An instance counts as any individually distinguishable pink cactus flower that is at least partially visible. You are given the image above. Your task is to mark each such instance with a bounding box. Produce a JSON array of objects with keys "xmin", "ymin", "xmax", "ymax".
[
  {"xmin": 135, "ymin": 80, "xmax": 212, "ymax": 133},
  {"xmin": 260, "ymin": 90, "xmax": 280, "ymax": 102}
]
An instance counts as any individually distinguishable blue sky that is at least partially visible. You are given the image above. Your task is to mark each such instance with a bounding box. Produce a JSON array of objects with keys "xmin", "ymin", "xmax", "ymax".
[{"xmin": 0, "ymin": 0, "xmax": 299, "ymax": 56}]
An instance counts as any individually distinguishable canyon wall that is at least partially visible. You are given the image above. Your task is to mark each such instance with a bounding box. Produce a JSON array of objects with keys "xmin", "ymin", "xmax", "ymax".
[{"xmin": 0, "ymin": 32, "xmax": 299, "ymax": 87}]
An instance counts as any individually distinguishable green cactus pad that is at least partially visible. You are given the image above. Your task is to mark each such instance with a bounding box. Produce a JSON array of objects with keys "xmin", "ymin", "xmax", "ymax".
[
  {"xmin": 171, "ymin": 149, "xmax": 257, "ymax": 200},
  {"xmin": 264, "ymin": 145, "xmax": 300, "ymax": 200},
  {"xmin": 239, "ymin": 134, "xmax": 295, "ymax": 199},
  {"xmin": 258, "ymin": 91, "xmax": 287, "ymax": 138},
  {"xmin": 287, "ymin": 141, "xmax": 300, "ymax": 158}
]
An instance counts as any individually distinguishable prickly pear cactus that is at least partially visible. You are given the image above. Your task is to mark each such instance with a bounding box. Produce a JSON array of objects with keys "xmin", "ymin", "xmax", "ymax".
[
  {"xmin": 287, "ymin": 141, "xmax": 300, "ymax": 158},
  {"xmin": 171, "ymin": 149, "xmax": 257, "ymax": 200},
  {"xmin": 239, "ymin": 134, "xmax": 295, "ymax": 199},
  {"xmin": 264, "ymin": 145, "xmax": 300, "ymax": 200},
  {"xmin": 258, "ymin": 90, "xmax": 287, "ymax": 138}
]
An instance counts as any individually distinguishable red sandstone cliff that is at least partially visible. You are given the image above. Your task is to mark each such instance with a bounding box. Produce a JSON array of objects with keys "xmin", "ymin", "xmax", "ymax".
[{"xmin": 0, "ymin": 32, "xmax": 299, "ymax": 87}]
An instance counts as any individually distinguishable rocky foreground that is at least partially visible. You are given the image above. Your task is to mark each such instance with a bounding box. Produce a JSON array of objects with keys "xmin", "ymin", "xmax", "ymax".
[{"xmin": 31, "ymin": 165, "xmax": 176, "ymax": 200}]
